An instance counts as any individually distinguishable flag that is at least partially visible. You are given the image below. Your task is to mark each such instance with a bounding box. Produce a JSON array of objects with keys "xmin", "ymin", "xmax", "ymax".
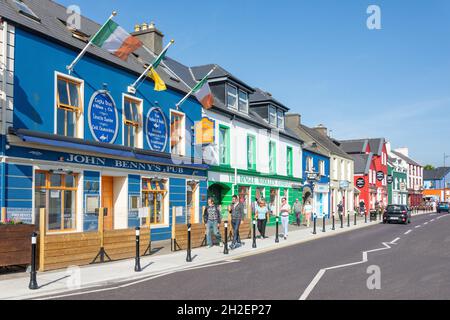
[
  {"xmin": 148, "ymin": 67, "xmax": 166, "ymax": 91},
  {"xmin": 192, "ymin": 77, "xmax": 214, "ymax": 109},
  {"xmin": 91, "ymin": 19, "xmax": 142, "ymax": 61}
]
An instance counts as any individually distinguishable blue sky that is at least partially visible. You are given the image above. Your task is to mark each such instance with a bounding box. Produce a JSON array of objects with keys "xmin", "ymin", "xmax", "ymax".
[{"xmin": 56, "ymin": 0, "xmax": 450, "ymax": 167}]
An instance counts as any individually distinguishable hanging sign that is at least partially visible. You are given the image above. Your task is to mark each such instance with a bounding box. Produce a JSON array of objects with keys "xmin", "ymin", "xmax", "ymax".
[
  {"xmin": 356, "ymin": 178, "xmax": 366, "ymax": 189},
  {"xmin": 377, "ymin": 171, "xmax": 385, "ymax": 182},
  {"xmin": 195, "ymin": 117, "xmax": 215, "ymax": 145},
  {"xmin": 387, "ymin": 175, "xmax": 394, "ymax": 185},
  {"xmin": 145, "ymin": 107, "xmax": 168, "ymax": 152},
  {"xmin": 88, "ymin": 91, "xmax": 119, "ymax": 144}
]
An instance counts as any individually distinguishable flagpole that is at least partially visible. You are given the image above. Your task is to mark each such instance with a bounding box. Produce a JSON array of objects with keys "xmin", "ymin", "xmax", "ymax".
[
  {"xmin": 128, "ymin": 40, "xmax": 174, "ymax": 92},
  {"xmin": 175, "ymin": 66, "xmax": 217, "ymax": 109},
  {"xmin": 66, "ymin": 11, "xmax": 117, "ymax": 74}
]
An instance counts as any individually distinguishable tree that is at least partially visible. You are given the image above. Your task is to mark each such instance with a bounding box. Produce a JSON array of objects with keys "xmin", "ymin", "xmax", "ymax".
[{"xmin": 424, "ymin": 165, "xmax": 435, "ymax": 171}]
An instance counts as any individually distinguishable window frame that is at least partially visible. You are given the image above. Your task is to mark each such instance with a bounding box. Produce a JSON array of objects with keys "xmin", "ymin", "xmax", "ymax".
[
  {"xmin": 219, "ymin": 124, "xmax": 231, "ymax": 166},
  {"xmin": 277, "ymin": 110, "xmax": 285, "ymax": 129},
  {"xmin": 247, "ymin": 134, "xmax": 256, "ymax": 171},
  {"xmin": 170, "ymin": 110, "xmax": 186, "ymax": 157},
  {"xmin": 54, "ymin": 72, "xmax": 84, "ymax": 138},
  {"xmin": 287, "ymin": 146, "xmax": 293, "ymax": 177},
  {"xmin": 141, "ymin": 179, "xmax": 167, "ymax": 226},
  {"xmin": 319, "ymin": 160, "xmax": 325, "ymax": 176},
  {"xmin": 226, "ymin": 84, "xmax": 238, "ymax": 110},
  {"xmin": 238, "ymin": 89, "xmax": 249, "ymax": 114},
  {"xmin": 122, "ymin": 94, "xmax": 143, "ymax": 149},
  {"xmin": 269, "ymin": 141, "xmax": 277, "ymax": 174},
  {"xmin": 268, "ymin": 105, "xmax": 277, "ymax": 126}
]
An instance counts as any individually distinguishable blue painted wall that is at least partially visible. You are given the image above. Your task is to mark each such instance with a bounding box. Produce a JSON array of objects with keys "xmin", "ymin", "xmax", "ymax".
[
  {"xmin": 83, "ymin": 171, "xmax": 100, "ymax": 231},
  {"xmin": 5, "ymin": 163, "xmax": 33, "ymax": 223},
  {"xmin": 13, "ymin": 27, "xmax": 203, "ymax": 159}
]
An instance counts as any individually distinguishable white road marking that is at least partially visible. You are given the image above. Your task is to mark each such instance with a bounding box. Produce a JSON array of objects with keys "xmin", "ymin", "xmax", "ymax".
[
  {"xmin": 35, "ymin": 260, "xmax": 240, "ymax": 300},
  {"xmin": 431, "ymin": 219, "xmax": 435, "ymax": 222},
  {"xmin": 424, "ymin": 222, "xmax": 428, "ymax": 225},
  {"xmin": 415, "ymin": 225, "xmax": 421, "ymax": 228},
  {"xmin": 404, "ymin": 230, "xmax": 412, "ymax": 235},
  {"xmin": 299, "ymin": 241, "xmax": 396, "ymax": 300}
]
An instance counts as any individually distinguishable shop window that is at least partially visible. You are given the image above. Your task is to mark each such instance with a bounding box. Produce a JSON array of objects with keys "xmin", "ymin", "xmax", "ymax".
[
  {"xmin": 219, "ymin": 125, "xmax": 230, "ymax": 166},
  {"xmin": 269, "ymin": 188, "xmax": 279, "ymax": 215},
  {"xmin": 123, "ymin": 96, "xmax": 142, "ymax": 148},
  {"xmin": 238, "ymin": 186, "xmax": 250, "ymax": 218},
  {"xmin": 269, "ymin": 141, "xmax": 277, "ymax": 174},
  {"xmin": 256, "ymin": 187, "xmax": 265, "ymax": 201},
  {"xmin": 170, "ymin": 111, "xmax": 185, "ymax": 156},
  {"xmin": 287, "ymin": 147, "xmax": 293, "ymax": 177},
  {"xmin": 56, "ymin": 74, "xmax": 83, "ymax": 138},
  {"xmin": 142, "ymin": 179, "xmax": 167, "ymax": 226},
  {"xmin": 34, "ymin": 171, "xmax": 78, "ymax": 232},
  {"xmin": 247, "ymin": 135, "xmax": 256, "ymax": 170}
]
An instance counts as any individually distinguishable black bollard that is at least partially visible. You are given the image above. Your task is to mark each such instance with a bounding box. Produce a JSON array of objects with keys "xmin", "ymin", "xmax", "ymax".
[
  {"xmin": 313, "ymin": 216, "xmax": 317, "ymax": 235},
  {"xmin": 332, "ymin": 213, "xmax": 335, "ymax": 231},
  {"xmin": 252, "ymin": 219, "xmax": 257, "ymax": 249},
  {"xmin": 134, "ymin": 227, "xmax": 142, "ymax": 272},
  {"xmin": 275, "ymin": 216, "xmax": 280, "ymax": 243},
  {"xmin": 365, "ymin": 211, "xmax": 368, "ymax": 224},
  {"xmin": 322, "ymin": 216, "xmax": 326, "ymax": 233},
  {"xmin": 29, "ymin": 232, "xmax": 38, "ymax": 290},
  {"xmin": 224, "ymin": 221, "xmax": 229, "ymax": 254},
  {"xmin": 347, "ymin": 212, "xmax": 350, "ymax": 227},
  {"xmin": 354, "ymin": 212, "xmax": 357, "ymax": 226},
  {"xmin": 340, "ymin": 214, "xmax": 344, "ymax": 229},
  {"xmin": 186, "ymin": 223, "xmax": 192, "ymax": 262}
]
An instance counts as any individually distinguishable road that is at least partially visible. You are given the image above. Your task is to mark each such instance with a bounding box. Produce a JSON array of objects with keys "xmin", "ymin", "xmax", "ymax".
[{"xmin": 38, "ymin": 212, "xmax": 450, "ymax": 300}]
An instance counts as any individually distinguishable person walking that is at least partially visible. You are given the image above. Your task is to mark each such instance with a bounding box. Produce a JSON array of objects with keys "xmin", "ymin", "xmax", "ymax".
[
  {"xmin": 229, "ymin": 195, "xmax": 245, "ymax": 249},
  {"xmin": 337, "ymin": 201, "xmax": 344, "ymax": 222},
  {"xmin": 303, "ymin": 200, "xmax": 313, "ymax": 227},
  {"xmin": 359, "ymin": 200, "xmax": 366, "ymax": 217},
  {"xmin": 293, "ymin": 198, "xmax": 303, "ymax": 227},
  {"xmin": 280, "ymin": 197, "xmax": 291, "ymax": 240},
  {"xmin": 256, "ymin": 199, "xmax": 269, "ymax": 239},
  {"xmin": 203, "ymin": 198, "xmax": 222, "ymax": 248}
]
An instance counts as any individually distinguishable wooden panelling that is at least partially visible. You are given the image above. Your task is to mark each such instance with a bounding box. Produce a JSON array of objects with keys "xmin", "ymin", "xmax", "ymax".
[{"xmin": 0, "ymin": 224, "xmax": 36, "ymax": 267}]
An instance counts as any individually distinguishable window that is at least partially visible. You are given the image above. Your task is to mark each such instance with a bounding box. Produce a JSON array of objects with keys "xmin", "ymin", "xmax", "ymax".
[
  {"xmin": 142, "ymin": 179, "xmax": 167, "ymax": 225},
  {"xmin": 35, "ymin": 171, "xmax": 78, "ymax": 232},
  {"xmin": 306, "ymin": 156, "xmax": 313, "ymax": 172},
  {"xmin": 12, "ymin": 0, "xmax": 40, "ymax": 22},
  {"xmin": 219, "ymin": 125, "xmax": 230, "ymax": 165},
  {"xmin": 340, "ymin": 160, "xmax": 344, "ymax": 179},
  {"xmin": 247, "ymin": 135, "xmax": 256, "ymax": 170},
  {"xmin": 277, "ymin": 111, "xmax": 285, "ymax": 129},
  {"xmin": 269, "ymin": 141, "xmax": 277, "ymax": 174},
  {"xmin": 319, "ymin": 160, "xmax": 325, "ymax": 176},
  {"xmin": 170, "ymin": 111, "xmax": 185, "ymax": 156},
  {"xmin": 269, "ymin": 106, "xmax": 277, "ymax": 126},
  {"xmin": 287, "ymin": 147, "xmax": 293, "ymax": 176},
  {"xmin": 56, "ymin": 75, "xmax": 83, "ymax": 138},
  {"xmin": 123, "ymin": 96, "xmax": 141, "ymax": 148},
  {"xmin": 227, "ymin": 85, "xmax": 238, "ymax": 109},
  {"xmin": 238, "ymin": 90, "xmax": 248, "ymax": 113}
]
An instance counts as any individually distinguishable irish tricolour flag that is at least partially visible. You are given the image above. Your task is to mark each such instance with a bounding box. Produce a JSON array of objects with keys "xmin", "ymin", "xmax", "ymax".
[
  {"xmin": 192, "ymin": 76, "xmax": 214, "ymax": 109},
  {"xmin": 91, "ymin": 19, "xmax": 143, "ymax": 61}
]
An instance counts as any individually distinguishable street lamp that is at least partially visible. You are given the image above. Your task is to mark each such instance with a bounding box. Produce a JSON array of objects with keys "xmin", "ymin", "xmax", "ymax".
[{"xmin": 444, "ymin": 153, "xmax": 450, "ymax": 202}]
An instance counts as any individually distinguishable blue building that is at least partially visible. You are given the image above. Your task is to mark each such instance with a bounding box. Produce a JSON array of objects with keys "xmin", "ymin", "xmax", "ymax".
[{"xmin": 0, "ymin": 1, "xmax": 208, "ymax": 241}]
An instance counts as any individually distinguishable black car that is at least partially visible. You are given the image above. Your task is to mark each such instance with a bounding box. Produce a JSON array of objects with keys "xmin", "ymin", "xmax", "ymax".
[{"xmin": 383, "ymin": 205, "xmax": 411, "ymax": 225}]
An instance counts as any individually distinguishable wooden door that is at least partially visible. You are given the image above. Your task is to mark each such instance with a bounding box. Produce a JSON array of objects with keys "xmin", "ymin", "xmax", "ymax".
[{"xmin": 102, "ymin": 177, "xmax": 114, "ymax": 231}]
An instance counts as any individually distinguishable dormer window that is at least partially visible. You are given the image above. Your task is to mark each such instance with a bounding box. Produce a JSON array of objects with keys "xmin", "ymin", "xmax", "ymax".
[
  {"xmin": 12, "ymin": 0, "xmax": 40, "ymax": 22},
  {"xmin": 277, "ymin": 111, "xmax": 285, "ymax": 129},
  {"xmin": 227, "ymin": 85, "xmax": 238, "ymax": 109},
  {"xmin": 269, "ymin": 105, "xmax": 277, "ymax": 126},
  {"xmin": 238, "ymin": 90, "xmax": 248, "ymax": 113}
]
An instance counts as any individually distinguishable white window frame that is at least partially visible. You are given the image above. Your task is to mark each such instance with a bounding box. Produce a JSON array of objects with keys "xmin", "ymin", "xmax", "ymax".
[
  {"xmin": 170, "ymin": 109, "xmax": 186, "ymax": 157},
  {"xmin": 122, "ymin": 94, "xmax": 143, "ymax": 149},
  {"xmin": 319, "ymin": 160, "xmax": 325, "ymax": 176},
  {"xmin": 238, "ymin": 89, "xmax": 249, "ymax": 113},
  {"xmin": 269, "ymin": 105, "xmax": 277, "ymax": 126},
  {"xmin": 277, "ymin": 110, "xmax": 284, "ymax": 129},
  {"xmin": 54, "ymin": 71, "xmax": 84, "ymax": 139},
  {"xmin": 227, "ymin": 84, "xmax": 238, "ymax": 110}
]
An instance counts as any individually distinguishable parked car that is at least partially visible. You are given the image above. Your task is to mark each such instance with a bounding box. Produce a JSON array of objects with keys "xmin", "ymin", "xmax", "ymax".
[
  {"xmin": 383, "ymin": 205, "xmax": 411, "ymax": 225},
  {"xmin": 437, "ymin": 202, "xmax": 450, "ymax": 213}
]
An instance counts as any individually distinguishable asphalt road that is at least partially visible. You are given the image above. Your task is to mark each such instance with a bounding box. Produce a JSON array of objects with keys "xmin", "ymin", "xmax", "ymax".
[{"xmin": 41, "ymin": 212, "xmax": 450, "ymax": 300}]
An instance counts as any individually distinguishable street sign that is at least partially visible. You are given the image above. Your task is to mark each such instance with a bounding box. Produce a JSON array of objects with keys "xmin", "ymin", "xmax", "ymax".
[
  {"xmin": 377, "ymin": 171, "xmax": 385, "ymax": 182},
  {"xmin": 387, "ymin": 175, "xmax": 393, "ymax": 184},
  {"xmin": 339, "ymin": 180, "xmax": 350, "ymax": 190},
  {"xmin": 356, "ymin": 178, "xmax": 365, "ymax": 189}
]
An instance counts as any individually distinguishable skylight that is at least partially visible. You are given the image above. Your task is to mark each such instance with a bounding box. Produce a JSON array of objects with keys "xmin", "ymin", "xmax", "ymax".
[{"xmin": 12, "ymin": 0, "xmax": 40, "ymax": 22}]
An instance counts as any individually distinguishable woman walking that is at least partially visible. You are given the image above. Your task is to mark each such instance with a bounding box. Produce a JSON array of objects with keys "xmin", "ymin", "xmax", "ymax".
[
  {"xmin": 303, "ymin": 200, "xmax": 313, "ymax": 228},
  {"xmin": 256, "ymin": 199, "xmax": 269, "ymax": 239},
  {"xmin": 280, "ymin": 197, "xmax": 291, "ymax": 240}
]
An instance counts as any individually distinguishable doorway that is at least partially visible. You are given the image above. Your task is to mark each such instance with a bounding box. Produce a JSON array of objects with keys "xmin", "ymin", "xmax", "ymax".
[{"xmin": 101, "ymin": 176, "xmax": 114, "ymax": 231}]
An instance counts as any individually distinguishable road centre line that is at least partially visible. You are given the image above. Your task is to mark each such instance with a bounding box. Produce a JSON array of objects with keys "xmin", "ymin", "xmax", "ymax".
[{"xmin": 404, "ymin": 230, "xmax": 412, "ymax": 235}]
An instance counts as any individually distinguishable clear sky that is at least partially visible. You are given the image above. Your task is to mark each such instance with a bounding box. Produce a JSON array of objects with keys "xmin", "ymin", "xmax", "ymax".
[{"xmin": 56, "ymin": 0, "xmax": 450, "ymax": 167}]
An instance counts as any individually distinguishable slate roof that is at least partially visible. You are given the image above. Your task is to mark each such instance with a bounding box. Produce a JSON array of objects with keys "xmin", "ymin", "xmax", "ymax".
[
  {"xmin": 339, "ymin": 139, "xmax": 368, "ymax": 154},
  {"xmin": 423, "ymin": 167, "xmax": 450, "ymax": 181},
  {"xmin": 300, "ymin": 125, "xmax": 352, "ymax": 160},
  {"xmin": 368, "ymin": 138, "xmax": 385, "ymax": 156},
  {"xmin": 0, "ymin": 0, "xmax": 191, "ymax": 93},
  {"xmin": 350, "ymin": 153, "xmax": 373, "ymax": 175},
  {"xmin": 249, "ymin": 88, "xmax": 289, "ymax": 111},
  {"xmin": 190, "ymin": 64, "xmax": 254, "ymax": 92},
  {"xmin": 391, "ymin": 150, "xmax": 422, "ymax": 167}
]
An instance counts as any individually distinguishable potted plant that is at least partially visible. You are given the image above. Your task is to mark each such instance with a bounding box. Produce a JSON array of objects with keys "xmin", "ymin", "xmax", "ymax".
[{"xmin": 0, "ymin": 218, "xmax": 36, "ymax": 268}]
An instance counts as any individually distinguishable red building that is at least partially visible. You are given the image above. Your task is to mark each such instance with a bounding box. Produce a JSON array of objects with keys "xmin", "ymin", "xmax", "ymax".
[{"xmin": 340, "ymin": 138, "xmax": 388, "ymax": 212}]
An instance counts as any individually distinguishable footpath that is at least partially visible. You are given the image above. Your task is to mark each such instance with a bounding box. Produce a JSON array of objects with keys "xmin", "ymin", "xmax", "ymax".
[{"xmin": 0, "ymin": 210, "xmax": 431, "ymax": 300}]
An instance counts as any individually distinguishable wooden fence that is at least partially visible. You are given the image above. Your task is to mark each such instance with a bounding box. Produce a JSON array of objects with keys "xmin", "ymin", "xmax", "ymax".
[
  {"xmin": 38, "ymin": 208, "xmax": 151, "ymax": 272},
  {"xmin": 0, "ymin": 224, "xmax": 36, "ymax": 268}
]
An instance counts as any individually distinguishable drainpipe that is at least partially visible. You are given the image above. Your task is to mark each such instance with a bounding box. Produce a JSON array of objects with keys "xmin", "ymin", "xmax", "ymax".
[{"xmin": 0, "ymin": 20, "xmax": 8, "ymax": 221}]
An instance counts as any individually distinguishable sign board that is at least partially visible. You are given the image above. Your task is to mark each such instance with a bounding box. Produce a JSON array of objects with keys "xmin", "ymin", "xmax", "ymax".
[
  {"xmin": 138, "ymin": 208, "xmax": 148, "ymax": 218},
  {"xmin": 339, "ymin": 180, "xmax": 350, "ymax": 190},
  {"xmin": 377, "ymin": 171, "xmax": 385, "ymax": 182},
  {"xmin": 195, "ymin": 118, "xmax": 215, "ymax": 145},
  {"xmin": 208, "ymin": 172, "xmax": 300, "ymax": 189},
  {"xmin": 145, "ymin": 107, "xmax": 168, "ymax": 152},
  {"xmin": 306, "ymin": 172, "xmax": 320, "ymax": 181},
  {"xmin": 175, "ymin": 207, "xmax": 184, "ymax": 217},
  {"xmin": 88, "ymin": 91, "xmax": 119, "ymax": 144},
  {"xmin": 387, "ymin": 175, "xmax": 394, "ymax": 185},
  {"xmin": 356, "ymin": 178, "xmax": 365, "ymax": 189},
  {"xmin": 315, "ymin": 184, "xmax": 329, "ymax": 193}
]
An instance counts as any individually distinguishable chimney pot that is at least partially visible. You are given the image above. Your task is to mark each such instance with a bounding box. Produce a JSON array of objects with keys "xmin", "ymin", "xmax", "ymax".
[
  {"xmin": 134, "ymin": 24, "xmax": 140, "ymax": 32},
  {"xmin": 133, "ymin": 21, "xmax": 164, "ymax": 55},
  {"xmin": 141, "ymin": 22, "xmax": 148, "ymax": 30}
]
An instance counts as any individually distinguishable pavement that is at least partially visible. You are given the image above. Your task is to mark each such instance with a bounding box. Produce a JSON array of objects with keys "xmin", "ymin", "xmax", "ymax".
[{"xmin": 0, "ymin": 211, "xmax": 433, "ymax": 300}]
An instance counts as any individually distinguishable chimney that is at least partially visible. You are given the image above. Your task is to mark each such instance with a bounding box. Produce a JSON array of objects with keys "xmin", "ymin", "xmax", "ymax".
[
  {"xmin": 314, "ymin": 124, "xmax": 328, "ymax": 137},
  {"xmin": 285, "ymin": 114, "xmax": 302, "ymax": 128},
  {"xmin": 132, "ymin": 21, "xmax": 164, "ymax": 55}
]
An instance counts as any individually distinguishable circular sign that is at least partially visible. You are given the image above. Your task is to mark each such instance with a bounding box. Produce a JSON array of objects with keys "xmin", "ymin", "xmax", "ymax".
[
  {"xmin": 376, "ymin": 171, "xmax": 385, "ymax": 182},
  {"xmin": 88, "ymin": 91, "xmax": 118, "ymax": 144},
  {"xmin": 145, "ymin": 107, "xmax": 168, "ymax": 152},
  {"xmin": 387, "ymin": 175, "xmax": 393, "ymax": 185},
  {"xmin": 356, "ymin": 178, "xmax": 365, "ymax": 189}
]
